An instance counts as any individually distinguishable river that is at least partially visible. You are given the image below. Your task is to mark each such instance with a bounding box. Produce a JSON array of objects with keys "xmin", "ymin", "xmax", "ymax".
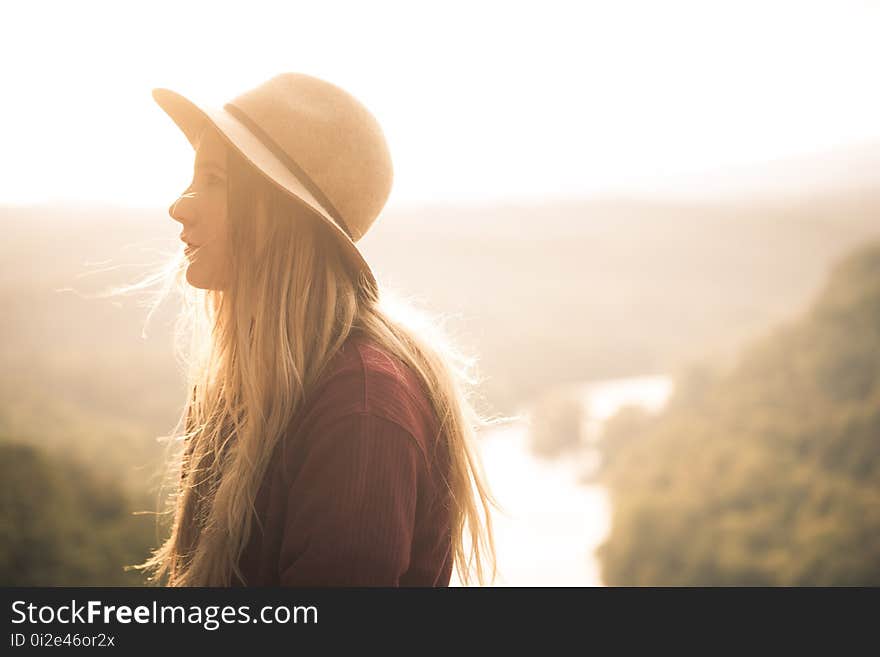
[{"xmin": 449, "ymin": 375, "xmax": 673, "ymax": 586}]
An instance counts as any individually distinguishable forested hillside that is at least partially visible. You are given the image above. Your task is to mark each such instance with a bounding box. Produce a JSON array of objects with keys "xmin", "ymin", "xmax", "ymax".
[
  {"xmin": 597, "ymin": 240, "xmax": 880, "ymax": 585},
  {"xmin": 0, "ymin": 441, "xmax": 157, "ymax": 585}
]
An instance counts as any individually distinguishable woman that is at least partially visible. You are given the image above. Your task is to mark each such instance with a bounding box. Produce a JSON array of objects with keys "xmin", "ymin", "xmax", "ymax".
[{"xmin": 128, "ymin": 73, "xmax": 503, "ymax": 587}]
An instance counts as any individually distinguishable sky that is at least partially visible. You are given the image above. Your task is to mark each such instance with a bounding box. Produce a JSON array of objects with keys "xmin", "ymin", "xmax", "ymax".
[{"xmin": 2, "ymin": 0, "xmax": 880, "ymax": 209}]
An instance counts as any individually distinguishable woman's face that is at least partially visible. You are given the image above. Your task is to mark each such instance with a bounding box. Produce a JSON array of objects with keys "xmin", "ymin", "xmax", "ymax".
[{"xmin": 168, "ymin": 126, "xmax": 230, "ymax": 290}]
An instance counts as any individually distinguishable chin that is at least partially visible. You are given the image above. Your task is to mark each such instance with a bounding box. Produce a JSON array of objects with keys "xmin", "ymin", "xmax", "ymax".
[
  {"xmin": 186, "ymin": 266, "xmax": 225, "ymax": 291},
  {"xmin": 185, "ymin": 266, "xmax": 208, "ymax": 290}
]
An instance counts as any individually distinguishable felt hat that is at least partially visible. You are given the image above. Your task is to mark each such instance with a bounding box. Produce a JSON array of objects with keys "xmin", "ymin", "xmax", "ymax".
[{"xmin": 153, "ymin": 72, "xmax": 393, "ymax": 294}]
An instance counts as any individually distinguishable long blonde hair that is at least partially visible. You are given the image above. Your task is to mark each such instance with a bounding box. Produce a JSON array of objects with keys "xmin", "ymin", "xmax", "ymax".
[{"xmin": 126, "ymin": 138, "xmax": 508, "ymax": 586}]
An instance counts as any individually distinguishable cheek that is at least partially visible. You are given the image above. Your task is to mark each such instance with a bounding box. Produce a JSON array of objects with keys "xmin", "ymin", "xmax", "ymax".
[
  {"xmin": 212, "ymin": 222, "xmax": 230, "ymax": 265},
  {"xmin": 212, "ymin": 199, "xmax": 230, "ymax": 245},
  {"xmin": 206, "ymin": 193, "xmax": 228, "ymax": 235},
  {"xmin": 197, "ymin": 209, "xmax": 230, "ymax": 285}
]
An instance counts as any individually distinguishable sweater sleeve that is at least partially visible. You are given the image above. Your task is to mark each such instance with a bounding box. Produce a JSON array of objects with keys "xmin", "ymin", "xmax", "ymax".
[{"xmin": 277, "ymin": 411, "xmax": 425, "ymax": 587}]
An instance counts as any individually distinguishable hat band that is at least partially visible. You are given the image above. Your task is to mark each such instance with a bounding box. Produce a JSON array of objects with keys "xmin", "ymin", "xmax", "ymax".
[{"xmin": 223, "ymin": 102, "xmax": 355, "ymax": 241}]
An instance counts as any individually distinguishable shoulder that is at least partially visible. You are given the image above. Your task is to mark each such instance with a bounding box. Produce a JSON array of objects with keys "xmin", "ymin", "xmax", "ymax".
[{"xmin": 292, "ymin": 331, "xmax": 441, "ymax": 469}]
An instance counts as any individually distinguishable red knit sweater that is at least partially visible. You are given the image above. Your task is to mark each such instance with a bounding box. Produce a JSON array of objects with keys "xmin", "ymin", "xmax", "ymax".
[{"xmin": 232, "ymin": 330, "xmax": 453, "ymax": 586}]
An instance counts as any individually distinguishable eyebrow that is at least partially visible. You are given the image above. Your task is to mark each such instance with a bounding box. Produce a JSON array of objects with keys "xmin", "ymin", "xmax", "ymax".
[{"xmin": 194, "ymin": 161, "xmax": 226, "ymax": 174}]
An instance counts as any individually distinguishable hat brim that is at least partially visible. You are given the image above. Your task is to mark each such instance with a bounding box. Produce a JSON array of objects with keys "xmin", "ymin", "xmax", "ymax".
[{"xmin": 152, "ymin": 86, "xmax": 377, "ymax": 294}]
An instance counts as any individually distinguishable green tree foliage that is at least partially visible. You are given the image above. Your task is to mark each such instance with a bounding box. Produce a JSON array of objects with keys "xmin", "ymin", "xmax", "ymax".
[
  {"xmin": 596, "ymin": 240, "xmax": 880, "ymax": 585},
  {"xmin": 0, "ymin": 441, "xmax": 157, "ymax": 585}
]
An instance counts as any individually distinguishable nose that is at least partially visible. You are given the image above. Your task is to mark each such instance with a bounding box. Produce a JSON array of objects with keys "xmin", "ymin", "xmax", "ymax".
[{"xmin": 168, "ymin": 192, "xmax": 195, "ymax": 225}]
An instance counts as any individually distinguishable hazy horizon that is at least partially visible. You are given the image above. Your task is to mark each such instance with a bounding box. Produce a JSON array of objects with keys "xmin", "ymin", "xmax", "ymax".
[{"xmin": 5, "ymin": 135, "xmax": 880, "ymax": 213}]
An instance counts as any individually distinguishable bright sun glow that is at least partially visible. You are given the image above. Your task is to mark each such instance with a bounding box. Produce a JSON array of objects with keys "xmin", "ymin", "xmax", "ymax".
[{"xmin": 2, "ymin": 0, "xmax": 880, "ymax": 209}]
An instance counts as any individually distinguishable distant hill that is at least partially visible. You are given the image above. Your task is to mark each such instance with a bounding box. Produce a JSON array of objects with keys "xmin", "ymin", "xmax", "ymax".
[
  {"xmin": 596, "ymin": 239, "xmax": 880, "ymax": 585},
  {"xmin": 2, "ymin": 184, "xmax": 879, "ymax": 431},
  {"xmin": 367, "ymin": 190, "xmax": 880, "ymax": 410}
]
